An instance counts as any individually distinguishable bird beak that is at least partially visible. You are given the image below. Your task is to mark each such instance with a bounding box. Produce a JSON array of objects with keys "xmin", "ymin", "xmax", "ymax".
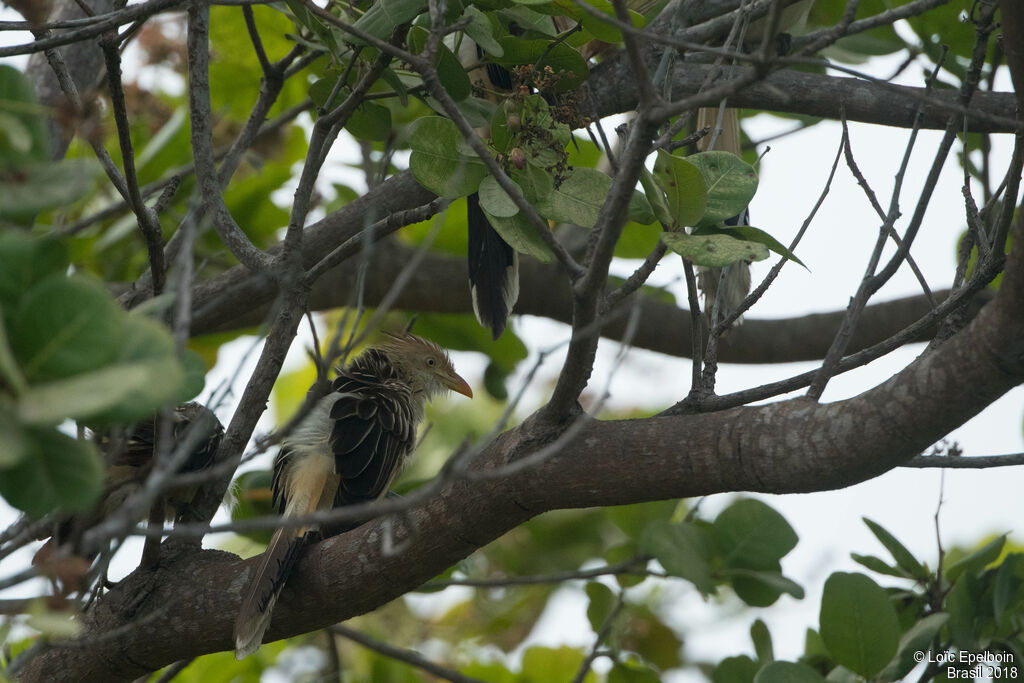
[{"xmin": 446, "ymin": 373, "xmax": 473, "ymax": 398}]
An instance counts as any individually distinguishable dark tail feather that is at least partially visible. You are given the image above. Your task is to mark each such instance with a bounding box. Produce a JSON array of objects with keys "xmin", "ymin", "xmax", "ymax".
[
  {"xmin": 467, "ymin": 192, "xmax": 519, "ymax": 340},
  {"xmin": 233, "ymin": 526, "xmax": 305, "ymax": 659}
]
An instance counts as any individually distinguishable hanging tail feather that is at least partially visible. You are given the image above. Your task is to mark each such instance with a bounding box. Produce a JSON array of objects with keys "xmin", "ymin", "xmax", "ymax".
[
  {"xmin": 694, "ymin": 106, "xmax": 751, "ymax": 323},
  {"xmin": 696, "ymin": 107, "xmax": 741, "ymax": 156},
  {"xmin": 234, "ymin": 458, "xmax": 330, "ymax": 659},
  {"xmin": 467, "ymin": 193, "xmax": 519, "ymax": 340}
]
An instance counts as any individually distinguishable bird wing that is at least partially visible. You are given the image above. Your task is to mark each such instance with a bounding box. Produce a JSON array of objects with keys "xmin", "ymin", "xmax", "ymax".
[{"xmin": 328, "ymin": 378, "xmax": 417, "ymax": 506}]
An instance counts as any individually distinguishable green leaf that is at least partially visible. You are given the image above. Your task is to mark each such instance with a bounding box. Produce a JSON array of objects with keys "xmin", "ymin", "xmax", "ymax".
[
  {"xmin": 862, "ymin": 517, "xmax": 928, "ymax": 580},
  {"xmin": 178, "ymin": 349, "xmax": 208, "ymax": 403},
  {"xmin": 11, "ymin": 274, "xmax": 121, "ymax": 382},
  {"xmin": 520, "ymin": 646, "xmax": 591, "ymax": 683},
  {"xmin": 993, "ymin": 554, "xmax": 1019, "ymax": 623},
  {"xmin": 700, "ymin": 225, "xmax": 806, "ymax": 268},
  {"xmin": 351, "ymin": 0, "xmax": 427, "ymax": 44},
  {"xmin": 712, "ymin": 655, "xmax": 759, "ymax": 683},
  {"xmin": 0, "ymin": 159, "xmax": 101, "ymax": 225},
  {"xmin": 637, "ymin": 165, "xmax": 674, "ymax": 228},
  {"xmin": 662, "ymin": 231, "xmax": 769, "ymax": 268},
  {"xmin": 946, "ymin": 534, "xmax": 1007, "ymax": 582},
  {"xmin": 0, "ymin": 409, "xmax": 27, "ymax": 468},
  {"xmin": 585, "ymin": 582, "xmax": 616, "ymax": 632},
  {"xmin": 652, "ymin": 150, "xmax": 707, "ymax": 228},
  {"xmin": 577, "ymin": 1, "xmax": 643, "ymax": 44},
  {"xmin": 482, "ymin": 206, "xmax": 554, "ymax": 263},
  {"xmin": 493, "ymin": 37, "xmax": 588, "ymax": 91},
  {"xmin": 0, "ymin": 232, "xmax": 68, "ymax": 314},
  {"xmin": 627, "ymin": 190, "xmax": 657, "ymax": 226},
  {"xmin": 850, "ymin": 553, "xmax": 910, "ymax": 579},
  {"xmin": 639, "ymin": 520, "xmax": 714, "ymax": 593},
  {"xmin": 722, "ymin": 566, "xmax": 804, "ymax": 607},
  {"xmin": 463, "ymin": 6, "xmax": 503, "ymax": 56},
  {"xmin": 345, "ymin": 100, "xmax": 393, "ymax": 141},
  {"xmin": 408, "ymin": 28, "xmax": 471, "ymax": 101},
  {"xmin": 284, "ymin": 0, "xmax": 341, "ymax": 57},
  {"xmin": 878, "ymin": 612, "xmax": 949, "ymax": 682},
  {"xmin": 511, "ymin": 160, "xmax": 554, "ymax": 204},
  {"xmin": 819, "ymin": 572, "xmax": 901, "ymax": 678},
  {"xmin": 753, "ymin": 661, "xmax": 827, "ymax": 683},
  {"xmin": 17, "ymin": 362, "xmax": 179, "ymax": 426},
  {"xmin": 687, "ymin": 151, "xmax": 758, "ymax": 228},
  {"xmin": 408, "ymin": 117, "xmax": 488, "ymax": 197},
  {"xmin": 0, "ymin": 64, "xmax": 49, "ymax": 164},
  {"xmin": 608, "ymin": 660, "xmax": 661, "ymax": 683},
  {"xmin": 478, "ymin": 174, "xmax": 521, "ymax": 218},
  {"xmin": 751, "ymin": 618, "xmax": 774, "ymax": 663},
  {"xmin": 0, "ymin": 312, "xmax": 26, "ymax": 395},
  {"xmin": 713, "ymin": 499, "xmax": 799, "ymax": 568},
  {"xmin": 534, "ymin": 167, "xmax": 610, "ymax": 228},
  {"xmin": 0, "ymin": 426, "xmax": 103, "ymax": 518}
]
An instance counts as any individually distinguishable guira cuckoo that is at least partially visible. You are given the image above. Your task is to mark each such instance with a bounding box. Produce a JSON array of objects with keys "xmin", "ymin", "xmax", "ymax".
[
  {"xmin": 33, "ymin": 402, "xmax": 224, "ymax": 569},
  {"xmin": 233, "ymin": 333, "xmax": 472, "ymax": 659}
]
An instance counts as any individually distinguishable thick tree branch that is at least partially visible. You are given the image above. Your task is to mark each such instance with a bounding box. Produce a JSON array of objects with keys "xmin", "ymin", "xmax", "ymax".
[
  {"xmin": 583, "ymin": 62, "xmax": 1019, "ymax": 134},
  {"xmin": 20, "ymin": 234, "xmax": 1024, "ymax": 678}
]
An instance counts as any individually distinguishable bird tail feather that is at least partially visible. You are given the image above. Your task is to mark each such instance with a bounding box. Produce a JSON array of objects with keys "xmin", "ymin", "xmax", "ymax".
[
  {"xmin": 234, "ymin": 466, "xmax": 326, "ymax": 659},
  {"xmin": 467, "ymin": 192, "xmax": 519, "ymax": 340}
]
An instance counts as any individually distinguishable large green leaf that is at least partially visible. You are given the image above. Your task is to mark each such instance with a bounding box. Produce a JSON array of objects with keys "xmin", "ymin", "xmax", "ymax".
[
  {"xmin": 819, "ymin": 572, "xmax": 900, "ymax": 678},
  {"xmin": 946, "ymin": 534, "xmax": 1007, "ymax": 582},
  {"xmin": 878, "ymin": 612, "xmax": 949, "ymax": 682},
  {"xmin": 721, "ymin": 567, "xmax": 805, "ymax": 606},
  {"xmin": 608, "ymin": 661, "xmax": 661, "ymax": 683},
  {"xmin": 0, "ymin": 159, "xmax": 101, "ymax": 225},
  {"xmin": 534, "ymin": 167, "xmax": 611, "ymax": 228},
  {"xmin": 687, "ymin": 151, "xmax": 758, "ymax": 228},
  {"xmin": 17, "ymin": 362, "xmax": 177, "ymax": 426},
  {"xmin": 0, "ymin": 232, "xmax": 68, "ymax": 316},
  {"xmin": 408, "ymin": 117, "xmax": 488, "ymax": 197},
  {"xmin": 753, "ymin": 661, "xmax": 827, "ymax": 683},
  {"xmin": 695, "ymin": 225, "xmax": 805, "ymax": 268},
  {"xmin": 0, "ymin": 409, "xmax": 27, "ymax": 468},
  {"xmin": 712, "ymin": 655, "xmax": 759, "ymax": 683},
  {"xmin": 0, "ymin": 64, "xmax": 49, "ymax": 164},
  {"xmin": 478, "ymin": 174, "xmax": 521, "ymax": 218},
  {"xmin": 520, "ymin": 646, "xmax": 594, "ymax": 683},
  {"xmin": 639, "ymin": 519, "xmax": 714, "ymax": 593},
  {"xmin": 462, "ymin": 6, "xmax": 503, "ymax": 56},
  {"xmin": 862, "ymin": 517, "xmax": 928, "ymax": 580},
  {"xmin": 11, "ymin": 274, "xmax": 121, "ymax": 382},
  {"xmin": 662, "ymin": 231, "xmax": 769, "ymax": 268},
  {"xmin": 652, "ymin": 150, "xmax": 707, "ymax": 228},
  {"xmin": 0, "ymin": 426, "xmax": 103, "ymax": 518},
  {"xmin": 408, "ymin": 27, "xmax": 471, "ymax": 101},
  {"xmin": 482, "ymin": 205, "xmax": 554, "ymax": 263},
  {"xmin": 351, "ymin": 0, "xmax": 428, "ymax": 44},
  {"xmin": 584, "ymin": 582, "xmax": 616, "ymax": 632},
  {"xmin": 714, "ymin": 499, "xmax": 798, "ymax": 570}
]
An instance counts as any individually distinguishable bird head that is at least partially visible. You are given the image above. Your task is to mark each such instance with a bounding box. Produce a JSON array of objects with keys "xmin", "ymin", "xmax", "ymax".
[{"xmin": 379, "ymin": 333, "xmax": 473, "ymax": 400}]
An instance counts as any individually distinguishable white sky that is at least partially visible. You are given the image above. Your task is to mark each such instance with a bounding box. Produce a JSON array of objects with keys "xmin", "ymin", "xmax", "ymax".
[{"xmin": 1, "ymin": 7, "xmax": 1022, "ymax": 681}]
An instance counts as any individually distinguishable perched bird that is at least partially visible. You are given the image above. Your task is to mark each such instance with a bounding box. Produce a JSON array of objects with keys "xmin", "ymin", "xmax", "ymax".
[
  {"xmin": 693, "ymin": 0, "xmax": 815, "ymax": 323},
  {"xmin": 233, "ymin": 333, "xmax": 473, "ymax": 659},
  {"xmin": 32, "ymin": 402, "xmax": 224, "ymax": 590}
]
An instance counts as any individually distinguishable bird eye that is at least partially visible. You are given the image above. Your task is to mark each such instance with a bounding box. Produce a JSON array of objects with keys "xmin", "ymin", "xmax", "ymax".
[{"xmin": 426, "ymin": 357, "xmax": 435, "ymax": 366}]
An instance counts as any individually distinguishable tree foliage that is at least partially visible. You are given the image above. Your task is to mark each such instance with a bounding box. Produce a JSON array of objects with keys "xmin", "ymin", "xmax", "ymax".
[{"xmin": 1, "ymin": 0, "xmax": 1023, "ymax": 681}]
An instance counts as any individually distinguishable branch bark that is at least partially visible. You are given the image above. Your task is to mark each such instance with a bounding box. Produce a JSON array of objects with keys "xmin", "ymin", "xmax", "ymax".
[{"xmin": 20, "ymin": 228, "xmax": 1024, "ymax": 678}]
